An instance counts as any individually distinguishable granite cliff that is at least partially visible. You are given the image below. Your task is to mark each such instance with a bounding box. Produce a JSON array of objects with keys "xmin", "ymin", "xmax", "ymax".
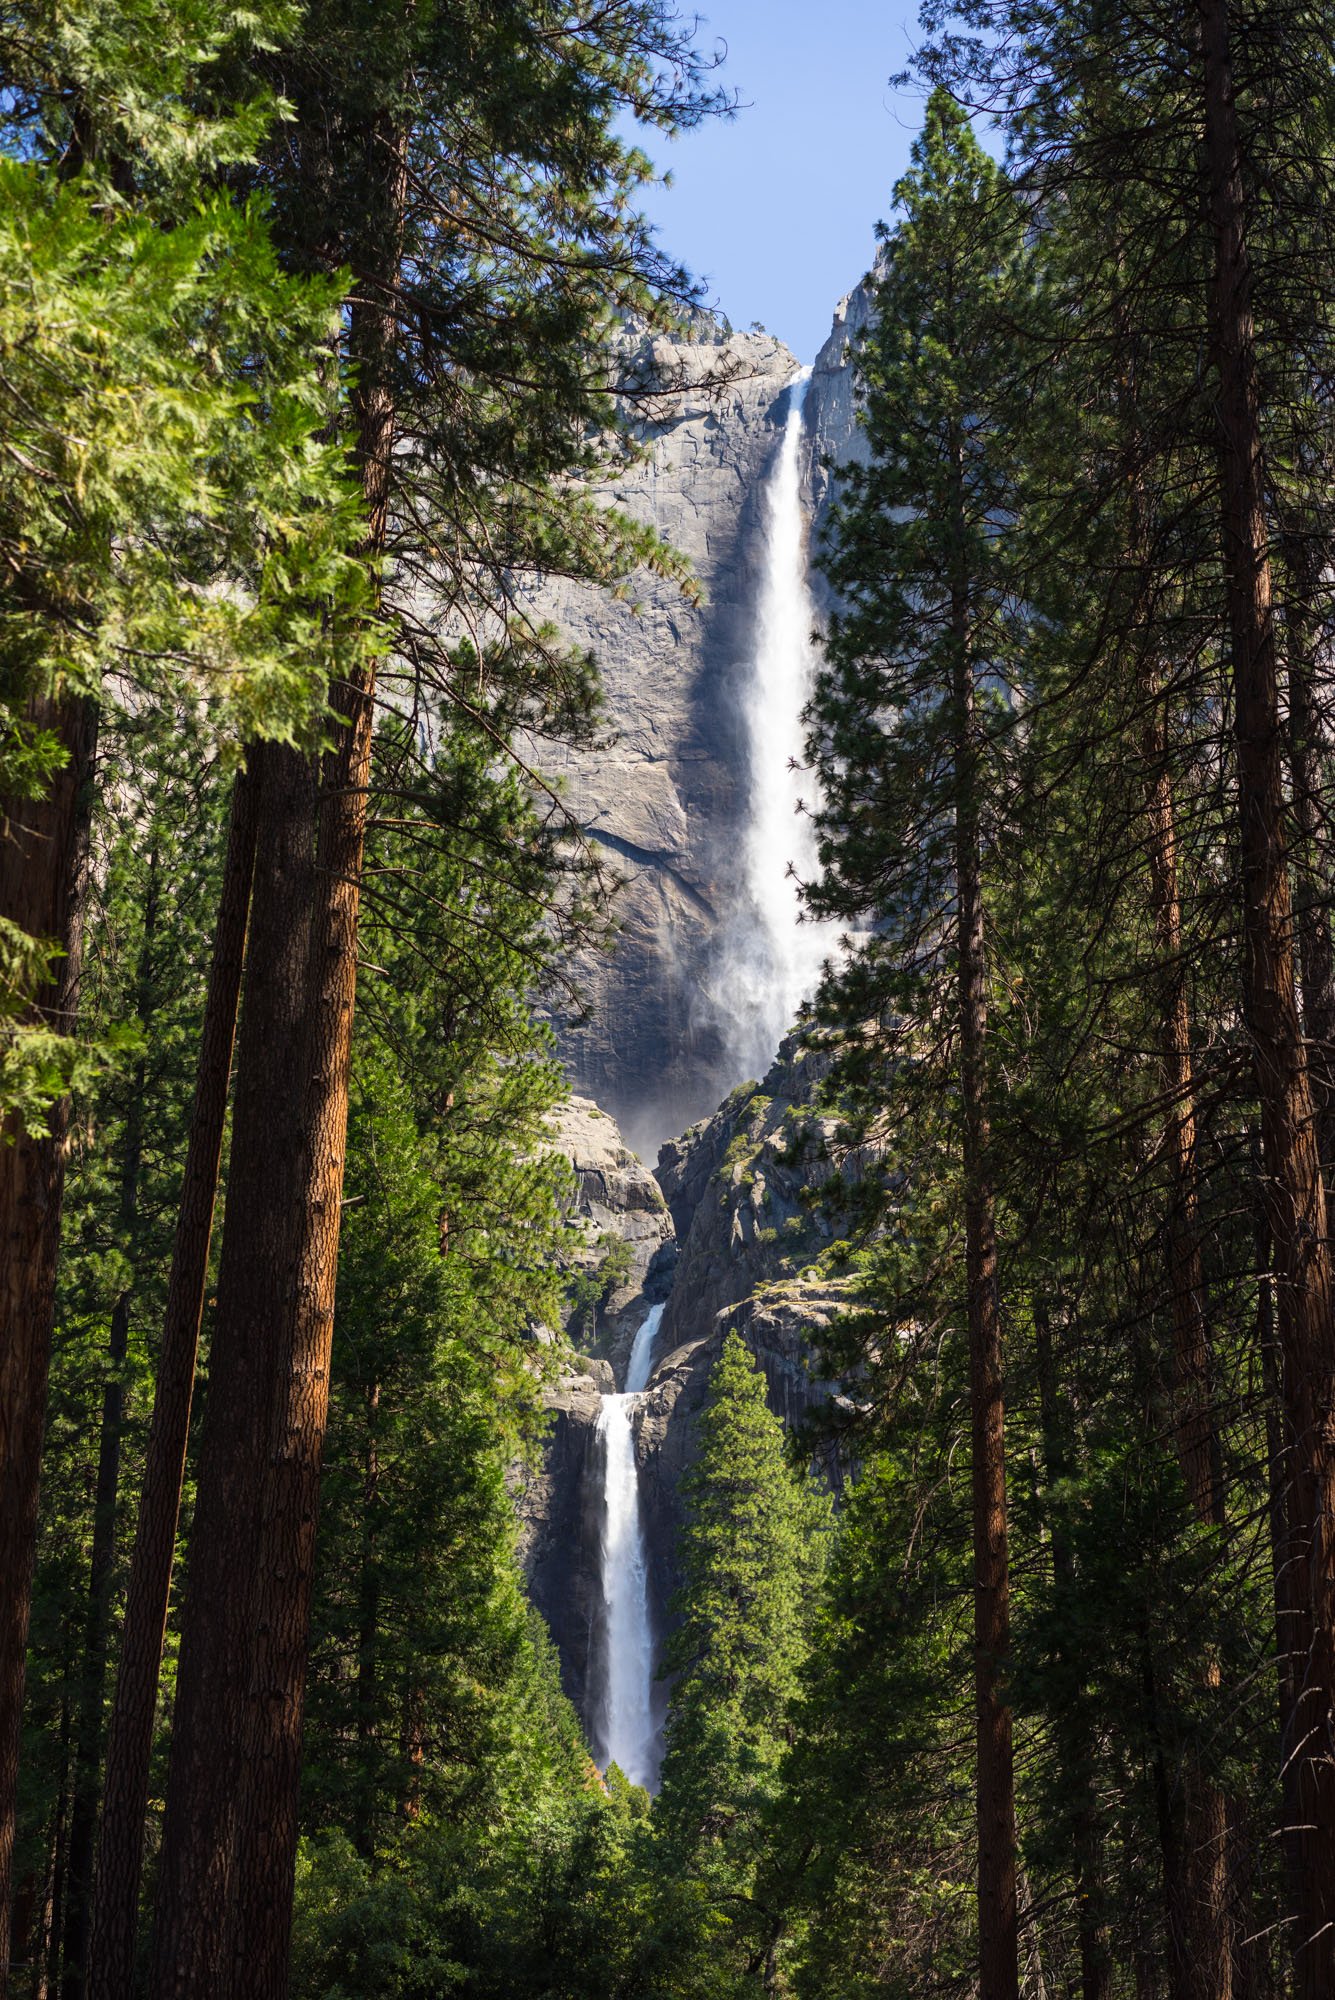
[{"xmin": 534, "ymin": 278, "xmax": 874, "ymax": 1156}]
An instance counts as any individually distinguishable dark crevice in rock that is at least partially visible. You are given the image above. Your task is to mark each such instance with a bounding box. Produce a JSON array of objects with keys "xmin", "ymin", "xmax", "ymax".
[{"xmin": 587, "ymin": 827, "xmax": 718, "ymax": 921}]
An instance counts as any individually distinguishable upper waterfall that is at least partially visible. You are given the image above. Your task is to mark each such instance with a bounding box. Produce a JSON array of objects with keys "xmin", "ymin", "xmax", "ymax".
[
  {"xmin": 713, "ymin": 366, "xmax": 832, "ymax": 1082},
  {"xmin": 526, "ymin": 301, "xmax": 867, "ymax": 1151}
]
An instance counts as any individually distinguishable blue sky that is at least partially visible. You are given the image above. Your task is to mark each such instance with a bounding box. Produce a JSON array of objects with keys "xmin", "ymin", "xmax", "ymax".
[{"xmin": 631, "ymin": 1, "xmax": 927, "ymax": 361}]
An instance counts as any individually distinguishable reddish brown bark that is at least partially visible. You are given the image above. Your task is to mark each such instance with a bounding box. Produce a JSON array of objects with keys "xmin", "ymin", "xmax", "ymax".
[
  {"xmin": 1256, "ymin": 1224, "xmax": 1306, "ymax": 1935},
  {"xmin": 89, "ymin": 766, "xmax": 258, "ymax": 2000},
  {"xmin": 221, "ymin": 152, "xmax": 404, "ymax": 1995},
  {"xmin": 147, "ymin": 742, "xmax": 317, "ymax": 2000},
  {"xmin": 1199, "ymin": 4, "xmax": 1335, "ymax": 1989},
  {"xmin": 0, "ymin": 693, "xmax": 98, "ymax": 1998},
  {"xmin": 39, "ymin": 1645, "xmax": 76, "ymax": 2000},
  {"xmin": 1139, "ymin": 712, "xmax": 1231, "ymax": 2000},
  {"xmin": 353, "ymin": 1382, "xmax": 382, "ymax": 1860},
  {"xmin": 950, "ymin": 439, "xmax": 1019, "ymax": 2000},
  {"xmin": 1034, "ymin": 1304, "xmax": 1112, "ymax": 2000},
  {"xmin": 218, "ymin": 681, "xmax": 376, "ymax": 2000},
  {"xmin": 1142, "ymin": 749, "xmax": 1221, "ymax": 1528},
  {"xmin": 59, "ymin": 1302, "xmax": 130, "ymax": 2000},
  {"xmin": 148, "ymin": 121, "xmax": 406, "ymax": 2000},
  {"xmin": 1283, "ymin": 566, "xmax": 1335, "ymax": 1183}
]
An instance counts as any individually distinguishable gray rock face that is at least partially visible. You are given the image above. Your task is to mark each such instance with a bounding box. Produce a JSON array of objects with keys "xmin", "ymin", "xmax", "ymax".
[
  {"xmin": 635, "ymin": 1038, "xmax": 852, "ymax": 1608},
  {"xmin": 520, "ymin": 1096, "xmax": 678, "ymax": 1731},
  {"xmin": 530, "ymin": 303, "xmax": 866, "ymax": 1157},
  {"xmin": 511, "ymin": 1364, "xmax": 609, "ymax": 1722},
  {"xmin": 804, "ymin": 269, "xmax": 877, "ymax": 605},
  {"xmin": 521, "ymin": 1061, "xmax": 852, "ymax": 1747},
  {"xmin": 546, "ymin": 1093, "xmax": 676, "ymax": 1370}
]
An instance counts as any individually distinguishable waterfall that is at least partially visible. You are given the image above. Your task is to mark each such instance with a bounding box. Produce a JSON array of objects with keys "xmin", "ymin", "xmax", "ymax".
[
  {"xmin": 595, "ymin": 1300, "xmax": 665, "ymax": 1790},
  {"xmin": 714, "ymin": 365, "xmax": 831, "ymax": 1082}
]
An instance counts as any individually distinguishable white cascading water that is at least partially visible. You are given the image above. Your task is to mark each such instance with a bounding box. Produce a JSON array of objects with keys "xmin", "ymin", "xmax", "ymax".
[
  {"xmin": 593, "ymin": 372, "xmax": 831, "ymax": 1787},
  {"xmin": 595, "ymin": 1300, "xmax": 665, "ymax": 1789},
  {"xmin": 714, "ymin": 365, "xmax": 831, "ymax": 1082}
]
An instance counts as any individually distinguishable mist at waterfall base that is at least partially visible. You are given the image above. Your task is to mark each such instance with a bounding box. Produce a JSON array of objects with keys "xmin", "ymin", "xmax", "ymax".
[
  {"xmin": 595, "ymin": 1301, "xmax": 665, "ymax": 1789},
  {"xmin": 706, "ymin": 366, "xmax": 835, "ymax": 1088}
]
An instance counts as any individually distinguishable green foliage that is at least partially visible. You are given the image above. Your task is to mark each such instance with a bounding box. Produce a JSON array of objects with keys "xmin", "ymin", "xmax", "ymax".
[
  {"xmin": 0, "ymin": 918, "xmax": 136, "ymax": 1138},
  {"xmin": 208, "ymin": 0, "xmax": 731, "ymax": 796},
  {"xmin": 0, "ymin": 0, "xmax": 375, "ymax": 1134},
  {"xmin": 807, "ymin": 90, "xmax": 1031, "ymax": 1120},
  {"xmin": 20, "ymin": 716, "xmax": 235, "ymax": 1933},
  {"xmin": 0, "ymin": 0, "xmax": 372, "ymax": 743},
  {"xmin": 777, "ymin": 1400, "xmax": 977, "ymax": 2000},
  {"xmin": 0, "ymin": 0, "xmax": 296, "ymax": 177},
  {"xmin": 781, "ymin": 63, "xmax": 1301, "ymax": 2000},
  {"xmin": 651, "ymin": 1333, "xmax": 831, "ymax": 1986},
  {"xmin": 24, "ymin": 13, "xmax": 1335, "ymax": 2000},
  {"xmin": 287, "ymin": 713, "xmax": 662, "ymax": 1994},
  {"xmin": 565, "ymin": 1232, "xmax": 636, "ymax": 1338},
  {"xmin": 0, "ymin": 163, "xmax": 368, "ymax": 738}
]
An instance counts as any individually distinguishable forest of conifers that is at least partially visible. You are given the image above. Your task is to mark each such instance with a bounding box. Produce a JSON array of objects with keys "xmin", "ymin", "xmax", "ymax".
[{"xmin": 4, "ymin": 3, "xmax": 1335, "ymax": 1998}]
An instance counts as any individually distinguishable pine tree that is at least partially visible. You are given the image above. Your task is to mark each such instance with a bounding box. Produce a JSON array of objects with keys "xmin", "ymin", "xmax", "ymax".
[
  {"xmin": 654, "ymin": 1332, "xmax": 829, "ymax": 1989},
  {"xmin": 147, "ymin": 7, "xmax": 728, "ymax": 1991},
  {"xmin": 273, "ymin": 732, "xmax": 637, "ymax": 2000},
  {"xmin": 771, "ymin": 1382, "xmax": 977, "ymax": 2000},
  {"xmin": 12, "ymin": 719, "xmax": 240, "ymax": 1997},
  {"xmin": 0, "ymin": 12, "xmax": 371, "ymax": 1966},
  {"xmin": 805, "ymin": 91, "xmax": 1030, "ymax": 2000},
  {"xmin": 299, "ymin": 722, "xmax": 575, "ymax": 1856},
  {"xmin": 915, "ymin": 4, "xmax": 1335, "ymax": 1983},
  {"xmin": 88, "ymin": 761, "xmax": 258, "ymax": 1997}
]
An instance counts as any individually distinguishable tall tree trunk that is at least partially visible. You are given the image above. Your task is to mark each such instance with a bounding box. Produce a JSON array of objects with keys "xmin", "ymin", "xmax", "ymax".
[
  {"xmin": 353, "ymin": 1383, "xmax": 381, "ymax": 1862},
  {"xmin": 1282, "ymin": 543, "xmax": 1335, "ymax": 1183},
  {"xmin": 950, "ymin": 443, "xmax": 1019, "ymax": 2000},
  {"xmin": 90, "ymin": 765, "xmax": 258, "ymax": 2000},
  {"xmin": 9, "ymin": 1870, "xmax": 39, "ymax": 1998},
  {"xmin": 1142, "ymin": 1629, "xmax": 1192, "ymax": 2000},
  {"xmin": 59, "ymin": 1303, "xmax": 129, "ymax": 2000},
  {"xmin": 30, "ymin": 1796, "xmax": 59, "ymax": 2000},
  {"xmin": 1125, "ymin": 1314, "xmax": 1195, "ymax": 2000},
  {"xmin": 222, "ymin": 154, "xmax": 404, "ymax": 1991},
  {"xmin": 1139, "ymin": 703, "xmax": 1232, "ymax": 2000},
  {"xmin": 61, "ymin": 848, "xmax": 158, "ymax": 2000},
  {"xmin": 1198, "ymin": 7, "xmax": 1335, "ymax": 1988},
  {"xmin": 399, "ymin": 1688, "xmax": 426, "ymax": 1827},
  {"xmin": 1034, "ymin": 1303, "xmax": 1112, "ymax": 2000},
  {"xmin": 1255, "ymin": 1212, "xmax": 1306, "ymax": 1939},
  {"xmin": 43, "ymin": 1650, "xmax": 76, "ymax": 2000},
  {"xmin": 1132, "ymin": 1932, "xmax": 1162, "ymax": 2000},
  {"xmin": 147, "ymin": 743, "xmax": 317, "ymax": 2000},
  {"xmin": 0, "ymin": 694, "xmax": 98, "ymax": 1998},
  {"xmin": 1142, "ymin": 745, "xmax": 1223, "ymax": 1532},
  {"xmin": 150, "ymin": 123, "xmax": 407, "ymax": 2000},
  {"xmin": 1227, "ymin": 1806, "xmax": 1271, "ymax": 2000}
]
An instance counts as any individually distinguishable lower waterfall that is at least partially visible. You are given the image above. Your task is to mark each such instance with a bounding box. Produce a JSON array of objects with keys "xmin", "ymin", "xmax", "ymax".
[{"xmin": 595, "ymin": 1300, "xmax": 665, "ymax": 1790}]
